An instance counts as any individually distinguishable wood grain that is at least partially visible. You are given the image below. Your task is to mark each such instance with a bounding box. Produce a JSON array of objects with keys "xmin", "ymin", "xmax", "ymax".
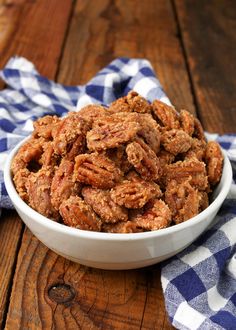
[
  {"xmin": 0, "ymin": 0, "xmax": 73, "ymax": 327},
  {"xmin": 6, "ymin": 229, "xmax": 171, "ymax": 330},
  {"xmin": 0, "ymin": 0, "xmax": 73, "ymax": 78},
  {"xmin": 5, "ymin": 1, "xmax": 183, "ymax": 329},
  {"xmin": 0, "ymin": 211, "xmax": 23, "ymax": 328},
  {"xmin": 58, "ymin": 0, "xmax": 195, "ymax": 114},
  {"xmin": 174, "ymin": 0, "xmax": 236, "ymax": 133}
]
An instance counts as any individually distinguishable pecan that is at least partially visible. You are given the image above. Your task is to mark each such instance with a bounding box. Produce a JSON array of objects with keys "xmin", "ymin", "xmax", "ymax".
[
  {"xmin": 205, "ymin": 141, "xmax": 223, "ymax": 185},
  {"xmin": 133, "ymin": 199, "xmax": 172, "ymax": 230},
  {"xmin": 152, "ymin": 100, "xmax": 180, "ymax": 129},
  {"xmin": 60, "ymin": 196, "xmax": 102, "ymax": 231},
  {"xmin": 26, "ymin": 166, "xmax": 59, "ymax": 220},
  {"xmin": 87, "ymin": 115, "xmax": 140, "ymax": 151},
  {"xmin": 179, "ymin": 110, "xmax": 195, "ymax": 136},
  {"xmin": 126, "ymin": 138, "xmax": 161, "ymax": 181},
  {"xmin": 165, "ymin": 179, "xmax": 200, "ymax": 224},
  {"xmin": 11, "ymin": 138, "xmax": 43, "ymax": 176},
  {"xmin": 165, "ymin": 159, "xmax": 208, "ymax": 190},
  {"xmin": 51, "ymin": 159, "xmax": 81, "ymax": 210},
  {"xmin": 111, "ymin": 179, "xmax": 161, "ymax": 209},
  {"xmin": 33, "ymin": 115, "xmax": 60, "ymax": 140},
  {"xmin": 73, "ymin": 153, "xmax": 123, "ymax": 189},
  {"xmin": 82, "ymin": 187, "xmax": 128, "ymax": 223},
  {"xmin": 52, "ymin": 112, "xmax": 89, "ymax": 158},
  {"xmin": 161, "ymin": 129, "xmax": 192, "ymax": 155},
  {"xmin": 109, "ymin": 91, "xmax": 151, "ymax": 114},
  {"xmin": 78, "ymin": 104, "xmax": 108, "ymax": 127}
]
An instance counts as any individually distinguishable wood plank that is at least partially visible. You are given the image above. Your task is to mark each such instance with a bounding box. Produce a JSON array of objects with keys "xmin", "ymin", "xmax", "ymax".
[
  {"xmin": 4, "ymin": 0, "xmax": 200, "ymax": 328},
  {"xmin": 0, "ymin": 211, "xmax": 22, "ymax": 329},
  {"xmin": 0, "ymin": 0, "xmax": 73, "ymax": 77},
  {"xmin": 58, "ymin": 0, "xmax": 195, "ymax": 114},
  {"xmin": 0, "ymin": 0, "xmax": 73, "ymax": 327},
  {"xmin": 174, "ymin": 0, "xmax": 236, "ymax": 133}
]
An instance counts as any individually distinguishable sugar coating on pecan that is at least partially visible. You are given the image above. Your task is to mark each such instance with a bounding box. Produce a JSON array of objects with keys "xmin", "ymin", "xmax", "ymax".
[
  {"xmin": 52, "ymin": 112, "xmax": 89, "ymax": 158},
  {"xmin": 78, "ymin": 104, "xmax": 108, "ymax": 127},
  {"xmin": 102, "ymin": 221, "xmax": 143, "ymax": 233},
  {"xmin": 205, "ymin": 141, "xmax": 223, "ymax": 185},
  {"xmin": 106, "ymin": 147, "xmax": 132, "ymax": 173},
  {"xmin": 111, "ymin": 179, "xmax": 162, "ymax": 209},
  {"xmin": 109, "ymin": 91, "xmax": 151, "ymax": 114},
  {"xmin": 51, "ymin": 159, "xmax": 81, "ymax": 210},
  {"xmin": 13, "ymin": 168, "xmax": 30, "ymax": 202},
  {"xmin": 73, "ymin": 153, "xmax": 123, "ymax": 189},
  {"xmin": 11, "ymin": 138, "xmax": 43, "ymax": 176},
  {"xmin": 133, "ymin": 199, "xmax": 172, "ymax": 230},
  {"xmin": 87, "ymin": 116, "xmax": 140, "ymax": 151},
  {"xmin": 152, "ymin": 100, "xmax": 180, "ymax": 129},
  {"xmin": 165, "ymin": 179, "xmax": 200, "ymax": 224},
  {"xmin": 161, "ymin": 129, "xmax": 192, "ymax": 155},
  {"xmin": 179, "ymin": 110, "xmax": 195, "ymax": 136},
  {"xmin": 26, "ymin": 166, "xmax": 59, "ymax": 220},
  {"xmin": 165, "ymin": 159, "xmax": 208, "ymax": 190},
  {"xmin": 193, "ymin": 118, "xmax": 206, "ymax": 141},
  {"xmin": 33, "ymin": 115, "xmax": 60, "ymax": 140},
  {"xmin": 184, "ymin": 138, "xmax": 206, "ymax": 161},
  {"xmin": 82, "ymin": 187, "xmax": 128, "ymax": 223},
  {"xmin": 157, "ymin": 150, "xmax": 175, "ymax": 168},
  {"xmin": 137, "ymin": 113, "xmax": 161, "ymax": 153},
  {"xmin": 126, "ymin": 138, "xmax": 161, "ymax": 181},
  {"xmin": 60, "ymin": 196, "xmax": 102, "ymax": 231}
]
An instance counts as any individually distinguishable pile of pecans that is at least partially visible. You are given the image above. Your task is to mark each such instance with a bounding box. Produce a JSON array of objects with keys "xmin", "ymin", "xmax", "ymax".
[{"xmin": 12, "ymin": 91, "xmax": 223, "ymax": 233}]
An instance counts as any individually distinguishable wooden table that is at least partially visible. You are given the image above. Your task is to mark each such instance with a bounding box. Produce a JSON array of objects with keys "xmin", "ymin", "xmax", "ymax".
[{"xmin": 0, "ymin": 1, "xmax": 235, "ymax": 329}]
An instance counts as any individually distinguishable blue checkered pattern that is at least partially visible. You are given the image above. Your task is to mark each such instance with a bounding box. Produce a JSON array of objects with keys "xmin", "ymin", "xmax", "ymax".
[{"xmin": 0, "ymin": 57, "xmax": 236, "ymax": 329}]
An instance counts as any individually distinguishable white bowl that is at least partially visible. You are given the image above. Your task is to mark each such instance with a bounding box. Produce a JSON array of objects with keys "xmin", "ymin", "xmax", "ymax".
[{"xmin": 4, "ymin": 138, "xmax": 232, "ymax": 270}]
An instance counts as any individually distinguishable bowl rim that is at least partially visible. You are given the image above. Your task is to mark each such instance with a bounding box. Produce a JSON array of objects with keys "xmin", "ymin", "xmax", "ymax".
[{"xmin": 4, "ymin": 136, "xmax": 233, "ymax": 241}]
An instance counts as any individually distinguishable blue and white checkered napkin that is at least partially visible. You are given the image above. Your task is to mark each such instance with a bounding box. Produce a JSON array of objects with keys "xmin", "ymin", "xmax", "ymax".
[{"xmin": 0, "ymin": 57, "xmax": 236, "ymax": 329}]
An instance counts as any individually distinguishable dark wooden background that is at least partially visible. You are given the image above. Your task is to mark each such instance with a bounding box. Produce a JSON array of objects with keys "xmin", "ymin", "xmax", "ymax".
[{"xmin": 0, "ymin": 0, "xmax": 235, "ymax": 329}]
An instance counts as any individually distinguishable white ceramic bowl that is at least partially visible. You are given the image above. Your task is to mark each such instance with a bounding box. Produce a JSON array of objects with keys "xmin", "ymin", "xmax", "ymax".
[{"xmin": 4, "ymin": 138, "xmax": 232, "ymax": 270}]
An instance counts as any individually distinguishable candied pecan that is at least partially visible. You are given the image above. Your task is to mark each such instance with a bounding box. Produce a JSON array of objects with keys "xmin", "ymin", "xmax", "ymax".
[
  {"xmin": 133, "ymin": 199, "xmax": 172, "ymax": 230},
  {"xmin": 109, "ymin": 91, "xmax": 151, "ymax": 114},
  {"xmin": 165, "ymin": 159, "xmax": 208, "ymax": 190},
  {"xmin": 184, "ymin": 138, "xmax": 206, "ymax": 161},
  {"xmin": 60, "ymin": 196, "xmax": 102, "ymax": 231},
  {"xmin": 165, "ymin": 180, "xmax": 200, "ymax": 224},
  {"xmin": 40, "ymin": 141, "xmax": 61, "ymax": 167},
  {"xmin": 106, "ymin": 147, "xmax": 132, "ymax": 173},
  {"xmin": 193, "ymin": 118, "xmax": 206, "ymax": 141},
  {"xmin": 157, "ymin": 150, "xmax": 175, "ymax": 168},
  {"xmin": 102, "ymin": 221, "xmax": 143, "ymax": 233},
  {"xmin": 161, "ymin": 129, "xmax": 192, "ymax": 155},
  {"xmin": 26, "ymin": 166, "xmax": 59, "ymax": 220},
  {"xmin": 33, "ymin": 115, "xmax": 60, "ymax": 140},
  {"xmin": 87, "ymin": 116, "xmax": 140, "ymax": 151},
  {"xmin": 78, "ymin": 104, "xmax": 108, "ymax": 127},
  {"xmin": 82, "ymin": 187, "xmax": 128, "ymax": 223},
  {"xmin": 73, "ymin": 153, "xmax": 122, "ymax": 189},
  {"xmin": 137, "ymin": 113, "xmax": 161, "ymax": 153},
  {"xmin": 205, "ymin": 141, "xmax": 223, "ymax": 185},
  {"xmin": 13, "ymin": 168, "xmax": 30, "ymax": 202},
  {"xmin": 152, "ymin": 100, "xmax": 180, "ymax": 129},
  {"xmin": 179, "ymin": 110, "xmax": 195, "ymax": 136},
  {"xmin": 52, "ymin": 112, "xmax": 89, "ymax": 158},
  {"xmin": 11, "ymin": 138, "xmax": 43, "ymax": 176},
  {"xmin": 51, "ymin": 159, "xmax": 81, "ymax": 210},
  {"xmin": 126, "ymin": 138, "xmax": 161, "ymax": 181},
  {"xmin": 111, "ymin": 179, "xmax": 162, "ymax": 209},
  {"xmin": 198, "ymin": 191, "xmax": 209, "ymax": 211}
]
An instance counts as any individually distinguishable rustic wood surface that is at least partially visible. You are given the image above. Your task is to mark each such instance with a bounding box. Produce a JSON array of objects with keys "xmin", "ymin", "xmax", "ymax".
[{"xmin": 0, "ymin": 0, "xmax": 235, "ymax": 329}]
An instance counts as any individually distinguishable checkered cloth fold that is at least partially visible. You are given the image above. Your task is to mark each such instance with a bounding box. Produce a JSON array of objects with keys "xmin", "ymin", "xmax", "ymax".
[{"xmin": 0, "ymin": 57, "xmax": 236, "ymax": 329}]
